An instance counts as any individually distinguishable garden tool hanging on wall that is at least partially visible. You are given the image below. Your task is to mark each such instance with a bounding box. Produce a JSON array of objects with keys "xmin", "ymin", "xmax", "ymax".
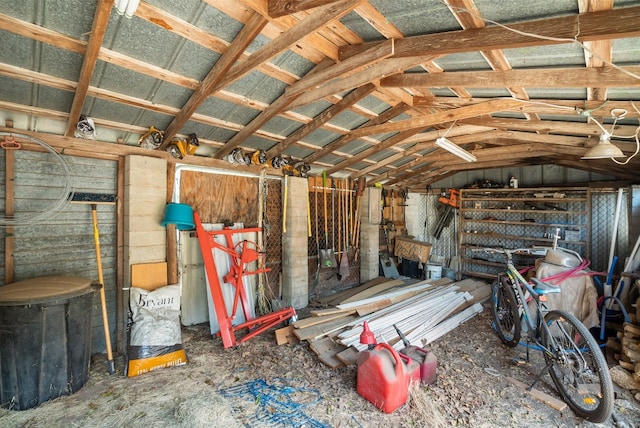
[
  {"xmin": 339, "ymin": 179, "xmax": 350, "ymax": 279},
  {"xmin": 433, "ymin": 188, "xmax": 459, "ymax": 239},
  {"xmin": 319, "ymin": 171, "xmax": 336, "ymax": 268}
]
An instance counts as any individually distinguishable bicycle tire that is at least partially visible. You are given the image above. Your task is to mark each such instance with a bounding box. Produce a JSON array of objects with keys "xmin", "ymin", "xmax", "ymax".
[
  {"xmin": 491, "ymin": 276, "xmax": 520, "ymax": 347},
  {"xmin": 542, "ymin": 310, "xmax": 613, "ymax": 423}
]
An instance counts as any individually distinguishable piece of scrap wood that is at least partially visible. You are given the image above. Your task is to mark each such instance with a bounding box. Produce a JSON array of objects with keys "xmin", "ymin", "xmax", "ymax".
[
  {"xmin": 339, "ymin": 278, "xmax": 404, "ymax": 304},
  {"xmin": 310, "ymin": 306, "xmax": 356, "ymax": 317},
  {"xmin": 315, "ymin": 277, "xmax": 389, "ymax": 306},
  {"xmin": 506, "ymin": 376, "xmax": 567, "ymax": 412},
  {"xmin": 293, "ymin": 315, "xmax": 359, "ymax": 341},
  {"xmin": 336, "ymin": 282, "xmax": 435, "ymax": 310},
  {"xmin": 274, "ymin": 325, "xmax": 298, "ymax": 345},
  {"xmin": 336, "ymin": 347, "xmax": 360, "ymax": 366},
  {"xmin": 292, "ymin": 311, "xmax": 355, "ymax": 329},
  {"xmin": 131, "ymin": 262, "xmax": 168, "ymax": 291},
  {"xmin": 355, "ymin": 287, "xmax": 432, "ymax": 316},
  {"xmin": 309, "ymin": 337, "xmax": 346, "ymax": 368}
]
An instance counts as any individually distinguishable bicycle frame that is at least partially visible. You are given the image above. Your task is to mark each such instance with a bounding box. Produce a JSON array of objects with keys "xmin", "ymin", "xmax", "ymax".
[
  {"xmin": 486, "ymin": 247, "xmax": 614, "ymax": 422},
  {"xmin": 495, "ymin": 250, "xmax": 561, "ymax": 356}
]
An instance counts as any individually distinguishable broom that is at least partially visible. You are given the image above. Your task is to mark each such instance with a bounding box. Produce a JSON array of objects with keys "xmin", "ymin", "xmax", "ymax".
[{"xmin": 70, "ymin": 192, "xmax": 117, "ymax": 375}]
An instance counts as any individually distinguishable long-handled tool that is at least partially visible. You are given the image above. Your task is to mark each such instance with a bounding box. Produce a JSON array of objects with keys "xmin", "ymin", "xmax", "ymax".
[
  {"xmin": 70, "ymin": 192, "xmax": 117, "ymax": 375},
  {"xmin": 319, "ymin": 172, "xmax": 336, "ymax": 268},
  {"xmin": 314, "ymin": 178, "xmax": 321, "ymax": 286},
  {"xmin": 339, "ymin": 179, "xmax": 349, "ymax": 279},
  {"xmin": 282, "ymin": 176, "xmax": 288, "ymax": 233}
]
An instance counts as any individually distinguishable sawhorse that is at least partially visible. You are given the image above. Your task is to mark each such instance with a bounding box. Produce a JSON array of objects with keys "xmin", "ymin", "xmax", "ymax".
[{"xmin": 194, "ymin": 211, "xmax": 296, "ymax": 348}]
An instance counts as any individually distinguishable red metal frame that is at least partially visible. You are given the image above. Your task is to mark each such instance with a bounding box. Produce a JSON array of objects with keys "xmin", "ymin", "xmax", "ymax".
[{"xmin": 194, "ymin": 211, "xmax": 296, "ymax": 348}]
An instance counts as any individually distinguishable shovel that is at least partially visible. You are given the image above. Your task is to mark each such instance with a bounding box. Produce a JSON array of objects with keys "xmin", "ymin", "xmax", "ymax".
[{"xmin": 319, "ymin": 172, "xmax": 336, "ymax": 268}]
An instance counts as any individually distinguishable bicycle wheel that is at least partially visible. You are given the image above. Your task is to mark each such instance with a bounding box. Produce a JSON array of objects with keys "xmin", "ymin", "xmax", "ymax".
[
  {"xmin": 491, "ymin": 276, "xmax": 520, "ymax": 347},
  {"xmin": 542, "ymin": 310, "xmax": 613, "ymax": 423}
]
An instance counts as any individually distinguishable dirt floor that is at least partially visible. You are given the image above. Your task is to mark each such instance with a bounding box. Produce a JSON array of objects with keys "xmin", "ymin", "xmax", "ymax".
[{"xmin": 2, "ymin": 303, "xmax": 640, "ymax": 428}]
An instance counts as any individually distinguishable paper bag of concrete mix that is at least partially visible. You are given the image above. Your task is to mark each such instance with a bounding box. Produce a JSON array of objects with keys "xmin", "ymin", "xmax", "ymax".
[{"xmin": 126, "ymin": 285, "xmax": 187, "ymax": 377}]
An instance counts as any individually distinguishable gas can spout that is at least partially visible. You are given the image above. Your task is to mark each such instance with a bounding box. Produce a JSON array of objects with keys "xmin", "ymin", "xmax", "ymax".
[{"xmin": 360, "ymin": 321, "xmax": 376, "ymax": 350}]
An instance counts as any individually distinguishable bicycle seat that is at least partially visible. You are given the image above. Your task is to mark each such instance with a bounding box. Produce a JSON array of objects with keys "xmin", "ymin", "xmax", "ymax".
[{"xmin": 530, "ymin": 277, "xmax": 561, "ymax": 295}]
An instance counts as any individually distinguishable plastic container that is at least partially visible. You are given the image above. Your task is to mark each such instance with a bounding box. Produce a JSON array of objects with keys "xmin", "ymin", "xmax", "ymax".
[
  {"xmin": 0, "ymin": 276, "xmax": 95, "ymax": 410},
  {"xmin": 357, "ymin": 343, "xmax": 410, "ymax": 413},
  {"xmin": 426, "ymin": 263, "xmax": 443, "ymax": 280},
  {"xmin": 161, "ymin": 203, "xmax": 195, "ymax": 230},
  {"xmin": 401, "ymin": 259, "xmax": 422, "ymax": 279},
  {"xmin": 400, "ymin": 346, "xmax": 437, "ymax": 385}
]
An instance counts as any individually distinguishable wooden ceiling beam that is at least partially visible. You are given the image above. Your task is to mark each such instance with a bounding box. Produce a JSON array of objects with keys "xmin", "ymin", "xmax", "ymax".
[
  {"xmin": 350, "ymin": 98, "xmax": 524, "ymax": 137},
  {"xmin": 289, "ymin": 56, "xmax": 429, "ymax": 109},
  {"xmin": 413, "ymin": 98, "xmax": 640, "ymax": 119},
  {"xmin": 380, "ymin": 66, "xmax": 640, "ymax": 89},
  {"xmin": 215, "ymin": 36, "xmax": 396, "ymax": 158},
  {"xmin": 265, "ymin": 83, "xmax": 376, "ymax": 158},
  {"xmin": 213, "ymin": 58, "xmax": 333, "ymax": 159},
  {"xmin": 356, "ymin": 130, "xmax": 504, "ymax": 179},
  {"xmin": 214, "ymin": 0, "xmax": 361, "ymax": 92},
  {"xmin": 285, "ymin": 40, "xmax": 395, "ymax": 99},
  {"xmin": 304, "ymin": 102, "xmax": 411, "ymax": 164},
  {"xmin": 64, "ymin": 0, "xmax": 113, "ymax": 137},
  {"xmin": 160, "ymin": 12, "xmax": 268, "ymax": 148},
  {"xmin": 327, "ymin": 129, "xmax": 421, "ymax": 174},
  {"xmin": 339, "ymin": 5, "xmax": 640, "ymax": 59},
  {"xmin": 578, "ymin": 0, "xmax": 614, "ymax": 101},
  {"xmin": 383, "ymin": 144, "xmax": 539, "ymax": 185},
  {"xmin": 444, "ymin": 0, "xmax": 535, "ymax": 116},
  {"xmin": 267, "ymin": 0, "xmax": 344, "ymax": 18},
  {"xmin": 350, "ymin": 127, "xmax": 496, "ymax": 178},
  {"xmin": 460, "ymin": 117, "xmax": 600, "ymax": 137}
]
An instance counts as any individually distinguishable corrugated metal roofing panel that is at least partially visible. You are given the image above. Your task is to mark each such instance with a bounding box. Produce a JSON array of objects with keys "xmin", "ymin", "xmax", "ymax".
[
  {"xmin": 339, "ymin": 11, "xmax": 385, "ymax": 42},
  {"xmin": 368, "ymin": 0, "xmax": 459, "ymax": 36}
]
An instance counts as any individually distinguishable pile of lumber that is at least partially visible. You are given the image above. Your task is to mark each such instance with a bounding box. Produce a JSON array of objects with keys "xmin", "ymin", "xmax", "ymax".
[{"xmin": 276, "ymin": 276, "xmax": 490, "ymax": 368}]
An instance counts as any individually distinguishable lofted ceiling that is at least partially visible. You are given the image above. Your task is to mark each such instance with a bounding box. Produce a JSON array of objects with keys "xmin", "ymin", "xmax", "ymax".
[{"xmin": 1, "ymin": 0, "xmax": 640, "ymax": 190}]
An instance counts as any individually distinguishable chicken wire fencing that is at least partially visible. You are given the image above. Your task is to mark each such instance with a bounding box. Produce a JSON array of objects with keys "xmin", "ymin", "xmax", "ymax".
[{"xmin": 591, "ymin": 189, "xmax": 629, "ymax": 274}]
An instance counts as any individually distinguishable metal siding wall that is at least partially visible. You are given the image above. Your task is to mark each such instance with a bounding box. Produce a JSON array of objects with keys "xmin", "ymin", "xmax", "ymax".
[
  {"xmin": 432, "ymin": 165, "xmax": 618, "ymax": 190},
  {"xmin": 6, "ymin": 151, "xmax": 117, "ymax": 354}
]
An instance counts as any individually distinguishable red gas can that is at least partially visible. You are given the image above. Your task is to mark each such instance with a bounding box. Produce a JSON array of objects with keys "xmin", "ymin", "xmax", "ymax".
[
  {"xmin": 357, "ymin": 343, "xmax": 410, "ymax": 413},
  {"xmin": 400, "ymin": 345, "xmax": 437, "ymax": 385}
]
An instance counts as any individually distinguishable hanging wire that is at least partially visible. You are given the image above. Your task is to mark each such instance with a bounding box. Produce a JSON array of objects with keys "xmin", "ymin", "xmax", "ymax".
[
  {"xmin": 0, "ymin": 132, "xmax": 74, "ymax": 226},
  {"xmin": 442, "ymin": 0, "xmax": 640, "ymax": 81},
  {"xmin": 440, "ymin": 0, "xmax": 640, "ymax": 165}
]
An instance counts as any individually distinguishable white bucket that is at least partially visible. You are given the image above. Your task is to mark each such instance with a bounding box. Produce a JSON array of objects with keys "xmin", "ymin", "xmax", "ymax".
[{"xmin": 426, "ymin": 263, "xmax": 443, "ymax": 280}]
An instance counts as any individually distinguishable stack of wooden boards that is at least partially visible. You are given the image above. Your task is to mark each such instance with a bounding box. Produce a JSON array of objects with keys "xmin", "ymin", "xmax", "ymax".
[{"xmin": 275, "ymin": 276, "xmax": 490, "ymax": 368}]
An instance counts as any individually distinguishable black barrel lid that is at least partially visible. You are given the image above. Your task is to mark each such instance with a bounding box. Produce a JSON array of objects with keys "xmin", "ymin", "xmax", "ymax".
[{"xmin": 0, "ymin": 276, "xmax": 94, "ymax": 304}]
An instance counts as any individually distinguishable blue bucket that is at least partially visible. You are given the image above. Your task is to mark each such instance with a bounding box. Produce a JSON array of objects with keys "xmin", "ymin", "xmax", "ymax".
[{"xmin": 161, "ymin": 203, "xmax": 195, "ymax": 230}]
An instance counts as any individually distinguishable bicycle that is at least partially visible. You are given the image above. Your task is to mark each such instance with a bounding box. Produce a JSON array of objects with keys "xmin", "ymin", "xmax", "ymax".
[{"xmin": 477, "ymin": 247, "xmax": 614, "ymax": 423}]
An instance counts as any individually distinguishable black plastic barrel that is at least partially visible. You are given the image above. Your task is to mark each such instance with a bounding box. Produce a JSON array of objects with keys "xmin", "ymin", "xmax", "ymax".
[{"xmin": 0, "ymin": 276, "xmax": 95, "ymax": 410}]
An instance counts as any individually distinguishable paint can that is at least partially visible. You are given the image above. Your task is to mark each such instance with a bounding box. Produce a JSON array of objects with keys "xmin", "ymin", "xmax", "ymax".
[{"xmin": 426, "ymin": 263, "xmax": 443, "ymax": 280}]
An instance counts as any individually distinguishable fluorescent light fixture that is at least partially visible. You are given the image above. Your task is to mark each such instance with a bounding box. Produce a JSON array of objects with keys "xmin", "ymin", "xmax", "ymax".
[
  {"xmin": 435, "ymin": 137, "xmax": 477, "ymax": 162},
  {"xmin": 581, "ymin": 132, "xmax": 625, "ymax": 159}
]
